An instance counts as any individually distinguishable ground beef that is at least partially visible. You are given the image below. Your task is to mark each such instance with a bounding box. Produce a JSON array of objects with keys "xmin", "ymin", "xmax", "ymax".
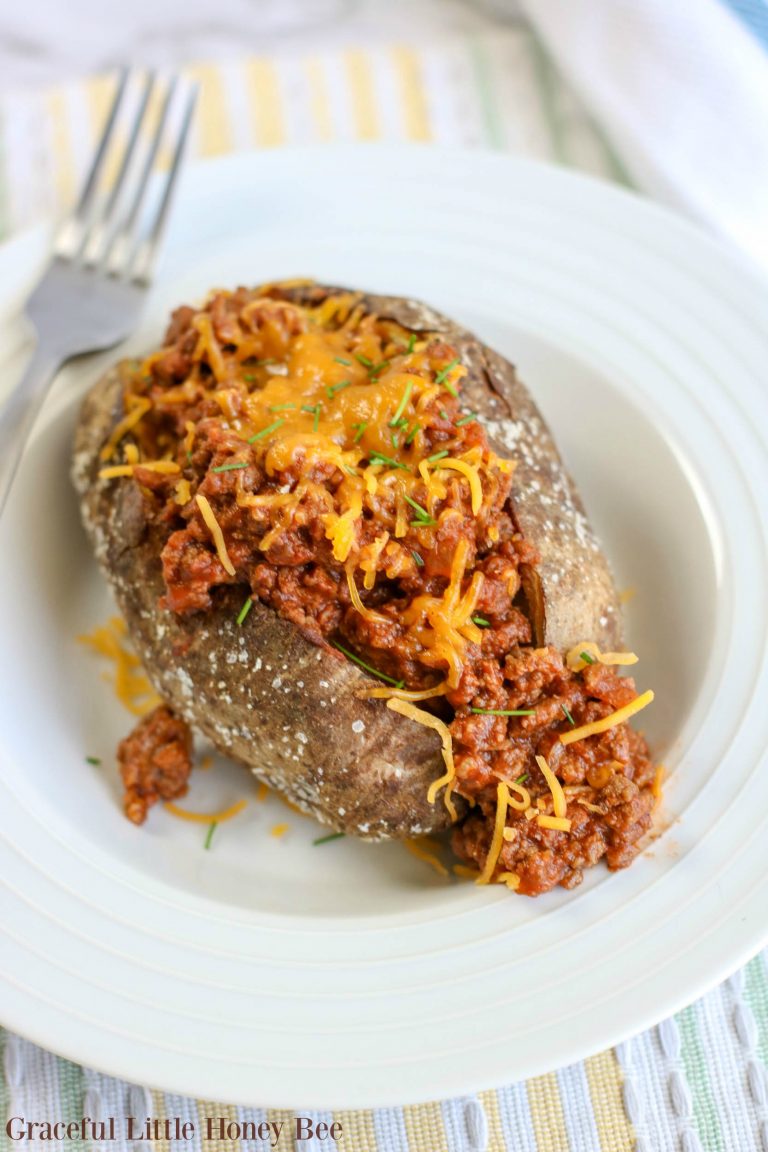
[{"xmin": 117, "ymin": 705, "xmax": 193, "ymax": 825}]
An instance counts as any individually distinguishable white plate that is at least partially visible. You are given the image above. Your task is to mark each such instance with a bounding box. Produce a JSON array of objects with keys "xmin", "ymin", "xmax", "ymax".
[{"xmin": 1, "ymin": 146, "xmax": 768, "ymax": 1108}]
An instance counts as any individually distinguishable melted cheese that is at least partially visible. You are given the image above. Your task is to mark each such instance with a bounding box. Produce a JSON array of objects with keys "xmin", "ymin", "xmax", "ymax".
[
  {"xmin": 559, "ymin": 690, "xmax": 655, "ymax": 746},
  {"xmin": 437, "ymin": 457, "xmax": 483, "ymax": 514}
]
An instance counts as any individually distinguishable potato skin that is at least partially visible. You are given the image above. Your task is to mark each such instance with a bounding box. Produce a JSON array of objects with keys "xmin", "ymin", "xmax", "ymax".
[{"xmin": 71, "ymin": 285, "xmax": 621, "ymax": 840}]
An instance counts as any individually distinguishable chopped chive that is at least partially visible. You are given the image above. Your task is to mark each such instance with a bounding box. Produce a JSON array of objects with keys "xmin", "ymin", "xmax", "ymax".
[
  {"xmin": 427, "ymin": 449, "xmax": 449, "ymax": 464},
  {"xmin": 403, "ymin": 493, "xmax": 431, "ymax": 522},
  {"xmin": 343, "ymin": 465, "xmax": 359, "ymax": 476},
  {"xmin": 327, "ymin": 379, "xmax": 351, "ymax": 398},
  {"xmin": 186, "ymin": 450, "xmax": 193, "ymax": 462},
  {"xmin": 411, "ymin": 517, "xmax": 436, "ymax": 528},
  {"xmin": 407, "ymin": 333, "xmax": 417, "ymax": 353},
  {"xmin": 237, "ymin": 596, "xmax": 253, "ymax": 626},
  {"xmin": 85, "ymin": 756, "xmax": 101, "ymax": 766},
  {"xmin": 561, "ymin": 703, "xmax": 576, "ymax": 725},
  {"xmin": 404, "ymin": 423, "xmax": 421, "ymax": 446},
  {"xmin": 435, "ymin": 357, "xmax": 461, "ymax": 393},
  {"xmin": 248, "ymin": 418, "xmax": 285, "ymax": 443},
  {"xmin": 395, "ymin": 417, "xmax": 409, "ymax": 429},
  {"xmin": 515, "ymin": 773, "xmax": 529, "ymax": 785},
  {"xmin": 391, "ymin": 432, "xmax": 399, "ymax": 448},
  {"xmin": 268, "ymin": 403, "xmax": 296, "ymax": 412},
  {"xmin": 353, "ymin": 421, "xmax": 367, "ymax": 444},
  {"xmin": 411, "ymin": 550, "xmax": 424, "ymax": 567},
  {"xmin": 470, "ymin": 707, "xmax": 537, "ymax": 716},
  {"xmin": 472, "ymin": 615, "xmax": 490, "ymax": 627},
  {"xmin": 243, "ymin": 374, "xmax": 255, "ymax": 382},
  {"xmin": 439, "ymin": 409, "xmax": 449, "ymax": 420},
  {"xmin": 301, "ymin": 404, "xmax": 322, "ymax": 432},
  {"xmin": 355, "ymin": 353, "xmax": 374, "ymax": 368},
  {"xmin": 370, "ymin": 359, "xmax": 390, "ymax": 378},
  {"xmin": 390, "ymin": 380, "xmax": 413, "ymax": 427},
  {"xmin": 455, "ymin": 411, "xmax": 478, "ymax": 427},
  {"xmin": 313, "ymin": 832, "xmax": 346, "ymax": 846},
  {"xmin": 334, "ymin": 356, "xmax": 352, "ymax": 366},
  {"xmin": 368, "ymin": 451, "xmax": 410, "ymax": 471},
  {"xmin": 331, "ymin": 640, "xmax": 404, "ymax": 687},
  {"xmin": 211, "ymin": 461, "xmax": 249, "ymax": 473},
  {"xmin": 580, "ymin": 650, "xmax": 596, "ymax": 664},
  {"xmin": 204, "ymin": 822, "xmax": 217, "ymax": 850}
]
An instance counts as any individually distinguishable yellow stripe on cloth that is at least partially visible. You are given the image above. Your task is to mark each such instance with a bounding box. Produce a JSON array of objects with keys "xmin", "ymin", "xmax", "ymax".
[
  {"xmin": 149, "ymin": 1090, "xmax": 172, "ymax": 1152},
  {"xmin": 527, "ymin": 1071, "xmax": 570, "ymax": 1152},
  {"xmin": 200, "ymin": 1101, "xmax": 239, "ymax": 1151},
  {"xmin": 403, "ymin": 1099, "xmax": 447, "ymax": 1150},
  {"xmin": 188, "ymin": 64, "xmax": 234, "ymax": 156},
  {"xmin": 245, "ymin": 59, "xmax": 285, "ymax": 148},
  {"xmin": 586, "ymin": 1049, "xmax": 635, "ymax": 1151},
  {"xmin": 333, "ymin": 1107, "xmax": 378, "ymax": 1149},
  {"xmin": 45, "ymin": 90, "xmax": 76, "ymax": 207},
  {"xmin": 305, "ymin": 57, "xmax": 334, "ymax": 140},
  {"xmin": 345, "ymin": 50, "xmax": 380, "ymax": 140},
  {"xmin": 392, "ymin": 46, "xmax": 432, "ymax": 141},
  {"xmin": 478, "ymin": 1089, "xmax": 509, "ymax": 1152}
]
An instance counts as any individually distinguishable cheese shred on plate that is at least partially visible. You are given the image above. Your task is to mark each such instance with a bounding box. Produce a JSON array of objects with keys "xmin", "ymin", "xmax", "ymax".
[{"xmin": 164, "ymin": 798, "xmax": 247, "ymax": 823}]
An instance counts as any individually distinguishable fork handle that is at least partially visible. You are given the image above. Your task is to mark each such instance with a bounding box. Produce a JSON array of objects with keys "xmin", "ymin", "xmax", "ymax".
[{"xmin": 0, "ymin": 340, "xmax": 63, "ymax": 518}]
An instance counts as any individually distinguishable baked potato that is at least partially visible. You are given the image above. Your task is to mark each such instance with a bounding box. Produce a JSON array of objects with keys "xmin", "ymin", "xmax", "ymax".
[{"xmin": 73, "ymin": 282, "xmax": 656, "ymax": 894}]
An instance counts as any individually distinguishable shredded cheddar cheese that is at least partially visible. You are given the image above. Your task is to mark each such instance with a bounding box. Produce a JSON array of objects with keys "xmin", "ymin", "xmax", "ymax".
[
  {"xmin": 99, "ymin": 396, "xmax": 151, "ymax": 461},
  {"xmin": 99, "ymin": 460, "xmax": 180, "ymax": 479},
  {"xmin": 566, "ymin": 641, "xmax": 639, "ymax": 671},
  {"xmin": 386, "ymin": 698, "xmax": 457, "ymax": 820},
  {"xmin": 559, "ymin": 690, "xmax": 655, "ymax": 746},
  {"xmin": 195, "ymin": 493, "xmax": 236, "ymax": 576},
  {"xmin": 404, "ymin": 838, "xmax": 449, "ymax": 877},
  {"xmin": 270, "ymin": 822, "xmax": 289, "ymax": 837},
  {"xmin": 535, "ymin": 754, "xmax": 567, "ymax": 818},
  {"xmin": 438, "ymin": 457, "xmax": 483, "ymax": 514},
  {"xmin": 537, "ymin": 814, "xmax": 572, "ymax": 832},
  {"xmin": 476, "ymin": 781, "xmax": 510, "ymax": 884},
  {"xmin": 164, "ymin": 798, "xmax": 247, "ymax": 823},
  {"xmin": 77, "ymin": 617, "xmax": 161, "ymax": 716}
]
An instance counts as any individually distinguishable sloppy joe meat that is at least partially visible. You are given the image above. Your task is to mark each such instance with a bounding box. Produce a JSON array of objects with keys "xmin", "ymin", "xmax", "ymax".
[{"xmin": 102, "ymin": 285, "xmax": 655, "ymax": 893}]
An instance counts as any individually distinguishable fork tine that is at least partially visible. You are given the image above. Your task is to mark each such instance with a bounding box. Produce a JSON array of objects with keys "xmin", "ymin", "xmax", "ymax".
[
  {"xmin": 130, "ymin": 83, "xmax": 198, "ymax": 285},
  {"xmin": 102, "ymin": 75, "xmax": 179, "ymax": 275},
  {"xmin": 79, "ymin": 71, "xmax": 156, "ymax": 264},
  {"xmin": 74, "ymin": 68, "xmax": 129, "ymax": 220}
]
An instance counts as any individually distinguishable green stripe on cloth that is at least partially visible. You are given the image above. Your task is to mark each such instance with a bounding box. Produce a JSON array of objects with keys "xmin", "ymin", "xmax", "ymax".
[
  {"xmin": 527, "ymin": 27, "xmax": 568, "ymax": 164},
  {"xmin": 469, "ymin": 35, "xmax": 504, "ymax": 148},
  {"xmin": 744, "ymin": 953, "xmax": 768, "ymax": 1065},
  {"xmin": 678, "ymin": 1005, "xmax": 725, "ymax": 1151}
]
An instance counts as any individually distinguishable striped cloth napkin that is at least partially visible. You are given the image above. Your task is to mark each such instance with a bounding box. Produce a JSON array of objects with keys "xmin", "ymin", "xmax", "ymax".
[{"xmin": 2, "ymin": 22, "xmax": 768, "ymax": 1152}]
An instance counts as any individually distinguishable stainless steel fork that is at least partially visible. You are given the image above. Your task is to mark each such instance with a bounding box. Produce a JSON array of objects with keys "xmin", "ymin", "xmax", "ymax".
[{"xmin": 0, "ymin": 69, "xmax": 198, "ymax": 516}]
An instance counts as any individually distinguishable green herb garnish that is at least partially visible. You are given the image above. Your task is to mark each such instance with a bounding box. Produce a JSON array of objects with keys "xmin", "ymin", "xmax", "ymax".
[
  {"xmin": 390, "ymin": 380, "xmax": 413, "ymax": 427},
  {"xmin": 301, "ymin": 403, "xmax": 322, "ymax": 432},
  {"xmin": 561, "ymin": 703, "xmax": 576, "ymax": 725},
  {"xmin": 355, "ymin": 353, "xmax": 374, "ymax": 368},
  {"xmin": 368, "ymin": 451, "xmax": 410, "ymax": 471},
  {"xmin": 435, "ymin": 357, "xmax": 461, "ymax": 394},
  {"xmin": 439, "ymin": 409, "xmax": 449, "ymax": 420},
  {"xmin": 204, "ymin": 822, "xmax": 217, "ymax": 850},
  {"xmin": 407, "ymin": 333, "xmax": 417, "ymax": 353},
  {"xmin": 313, "ymin": 832, "xmax": 346, "ymax": 846},
  {"xmin": 237, "ymin": 596, "xmax": 253, "ymax": 626},
  {"xmin": 243, "ymin": 374, "xmax": 255, "ymax": 382},
  {"xmin": 331, "ymin": 641, "xmax": 404, "ymax": 687},
  {"xmin": 248, "ymin": 418, "xmax": 285, "ymax": 443},
  {"xmin": 334, "ymin": 356, "xmax": 352, "ymax": 366},
  {"xmin": 327, "ymin": 380, "xmax": 351, "ymax": 398},
  {"xmin": 391, "ymin": 432, "xmax": 399, "ymax": 448},
  {"xmin": 455, "ymin": 411, "xmax": 478, "ymax": 427},
  {"xmin": 427, "ymin": 449, "xmax": 449, "ymax": 464},
  {"xmin": 515, "ymin": 773, "xmax": 529, "ymax": 785},
  {"xmin": 403, "ymin": 493, "xmax": 432, "ymax": 522},
  {"xmin": 470, "ymin": 708, "xmax": 537, "ymax": 716},
  {"xmin": 580, "ymin": 650, "xmax": 596, "ymax": 664},
  {"xmin": 472, "ymin": 615, "xmax": 490, "ymax": 627},
  {"xmin": 211, "ymin": 461, "xmax": 248, "ymax": 473},
  {"xmin": 352, "ymin": 422, "xmax": 367, "ymax": 444},
  {"xmin": 268, "ymin": 403, "xmax": 296, "ymax": 412},
  {"xmin": 85, "ymin": 756, "xmax": 101, "ymax": 766},
  {"xmin": 404, "ymin": 423, "xmax": 421, "ymax": 446},
  {"xmin": 411, "ymin": 550, "xmax": 424, "ymax": 567}
]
